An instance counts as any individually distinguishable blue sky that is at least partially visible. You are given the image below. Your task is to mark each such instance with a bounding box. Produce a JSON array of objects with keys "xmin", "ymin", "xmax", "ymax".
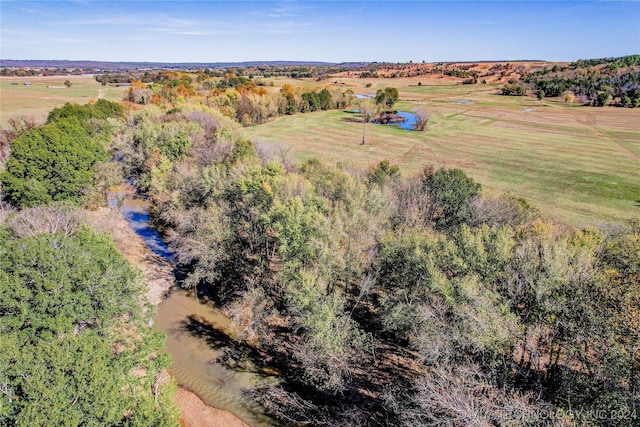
[{"xmin": 1, "ymin": 1, "xmax": 639, "ymax": 62}]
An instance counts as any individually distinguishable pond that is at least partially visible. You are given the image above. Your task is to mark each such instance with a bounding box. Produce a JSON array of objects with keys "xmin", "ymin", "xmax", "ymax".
[
  {"xmin": 393, "ymin": 111, "xmax": 418, "ymax": 131},
  {"xmin": 373, "ymin": 111, "xmax": 418, "ymax": 131},
  {"xmin": 351, "ymin": 108, "xmax": 419, "ymax": 131}
]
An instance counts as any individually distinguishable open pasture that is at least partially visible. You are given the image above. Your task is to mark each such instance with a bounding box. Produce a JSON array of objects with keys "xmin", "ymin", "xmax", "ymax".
[
  {"xmin": 0, "ymin": 75, "xmax": 127, "ymax": 125},
  {"xmin": 245, "ymin": 79, "xmax": 640, "ymax": 226}
]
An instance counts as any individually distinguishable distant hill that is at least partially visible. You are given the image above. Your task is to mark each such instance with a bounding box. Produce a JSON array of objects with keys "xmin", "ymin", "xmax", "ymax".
[{"xmin": 0, "ymin": 59, "xmax": 365, "ymax": 71}]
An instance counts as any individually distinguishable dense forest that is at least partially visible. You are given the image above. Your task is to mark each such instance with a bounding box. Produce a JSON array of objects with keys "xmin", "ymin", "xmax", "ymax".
[
  {"xmin": 107, "ymin": 103, "xmax": 639, "ymax": 426},
  {"xmin": 1, "ymin": 72, "xmax": 639, "ymax": 426}
]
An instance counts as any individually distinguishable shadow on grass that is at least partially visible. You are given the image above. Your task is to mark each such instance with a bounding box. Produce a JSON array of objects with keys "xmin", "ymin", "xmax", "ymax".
[
  {"xmin": 341, "ymin": 116, "xmax": 366, "ymax": 124},
  {"xmin": 341, "ymin": 110, "xmax": 364, "ymax": 122}
]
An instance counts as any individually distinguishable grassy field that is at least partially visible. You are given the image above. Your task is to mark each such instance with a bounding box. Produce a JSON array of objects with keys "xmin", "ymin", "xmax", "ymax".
[
  {"xmin": 1, "ymin": 72, "xmax": 638, "ymax": 226},
  {"xmin": 0, "ymin": 75, "xmax": 127, "ymax": 125},
  {"xmin": 245, "ymin": 80, "xmax": 640, "ymax": 227}
]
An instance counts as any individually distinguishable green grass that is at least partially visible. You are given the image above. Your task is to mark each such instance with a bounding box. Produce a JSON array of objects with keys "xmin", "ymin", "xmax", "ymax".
[
  {"xmin": 2, "ymin": 73, "xmax": 637, "ymax": 226},
  {"xmin": 0, "ymin": 76, "xmax": 127, "ymax": 125},
  {"xmin": 244, "ymin": 84, "xmax": 640, "ymax": 226}
]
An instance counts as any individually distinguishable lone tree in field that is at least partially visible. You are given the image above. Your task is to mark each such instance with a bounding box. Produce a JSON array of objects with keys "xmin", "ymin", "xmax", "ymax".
[
  {"xmin": 64, "ymin": 79, "xmax": 72, "ymax": 88},
  {"xmin": 360, "ymin": 100, "xmax": 378, "ymax": 145},
  {"xmin": 414, "ymin": 107, "xmax": 430, "ymax": 131}
]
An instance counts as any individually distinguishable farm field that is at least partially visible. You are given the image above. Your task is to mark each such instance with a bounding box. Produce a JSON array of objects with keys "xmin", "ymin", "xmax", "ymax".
[
  {"xmin": 245, "ymin": 78, "xmax": 640, "ymax": 226},
  {"xmin": 0, "ymin": 75, "xmax": 128, "ymax": 125}
]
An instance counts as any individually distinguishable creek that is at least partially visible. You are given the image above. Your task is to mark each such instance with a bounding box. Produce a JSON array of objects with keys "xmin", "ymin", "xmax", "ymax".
[{"xmin": 117, "ymin": 195, "xmax": 278, "ymax": 427}]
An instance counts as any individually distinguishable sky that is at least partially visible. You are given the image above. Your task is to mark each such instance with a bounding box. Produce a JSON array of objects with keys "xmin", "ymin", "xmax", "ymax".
[{"xmin": 1, "ymin": 0, "xmax": 639, "ymax": 63}]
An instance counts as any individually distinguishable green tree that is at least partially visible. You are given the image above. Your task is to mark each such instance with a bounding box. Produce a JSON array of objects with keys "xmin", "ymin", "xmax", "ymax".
[
  {"xmin": 594, "ymin": 91, "xmax": 611, "ymax": 106},
  {"xmin": 0, "ymin": 216, "xmax": 179, "ymax": 426},
  {"xmin": 501, "ymin": 84, "xmax": 526, "ymax": 96},
  {"xmin": 375, "ymin": 87, "xmax": 399, "ymax": 108},
  {"xmin": 0, "ymin": 118, "xmax": 108, "ymax": 207},
  {"xmin": 375, "ymin": 229, "xmax": 460, "ymax": 340},
  {"xmin": 47, "ymin": 99, "xmax": 123, "ymax": 123},
  {"xmin": 285, "ymin": 269, "xmax": 364, "ymax": 393},
  {"xmin": 368, "ymin": 159, "xmax": 400, "ymax": 186},
  {"xmin": 318, "ymin": 88, "xmax": 333, "ymax": 110},
  {"xmin": 227, "ymin": 138, "xmax": 255, "ymax": 166},
  {"xmin": 423, "ymin": 168, "xmax": 481, "ymax": 230}
]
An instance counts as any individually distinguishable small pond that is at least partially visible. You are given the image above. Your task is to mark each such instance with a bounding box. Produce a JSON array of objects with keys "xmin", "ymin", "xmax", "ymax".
[
  {"xmin": 393, "ymin": 111, "xmax": 418, "ymax": 131},
  {"xmin": 373, "ymin": 111, "xmax": 418, "ymax": 131},
  {"xmin": 351, "ymin": 109, "xmax": 419, "ymax": 131}
]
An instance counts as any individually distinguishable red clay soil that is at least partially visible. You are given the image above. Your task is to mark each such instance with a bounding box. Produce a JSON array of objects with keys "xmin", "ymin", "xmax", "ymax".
[{"xmin": 176, "ymin": 387, "xmax": 249, "ymax": 427}]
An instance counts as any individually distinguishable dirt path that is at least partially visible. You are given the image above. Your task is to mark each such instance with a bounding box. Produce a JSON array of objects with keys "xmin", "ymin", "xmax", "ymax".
[{"xmin": 86, "ymin": 207, "xmax": 249, "ymax": 427}]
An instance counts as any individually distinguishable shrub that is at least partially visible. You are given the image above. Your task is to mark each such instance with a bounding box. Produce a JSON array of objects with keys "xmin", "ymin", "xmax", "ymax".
[
  {"xmin": 500, "ymin": 84, "xmax": 527, "ymax": 96},
  {"xmin": 414, "ymin": 107, "xmax": 430, "ymax": 131},
  {"xmin": 593, "ymin": 92, "xmax": 611, "ymax": 107}
]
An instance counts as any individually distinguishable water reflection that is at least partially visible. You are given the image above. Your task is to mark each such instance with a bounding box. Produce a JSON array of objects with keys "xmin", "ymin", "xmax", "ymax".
[
  {"xmin": 395, "ymin": 111, "xmax": 418, "ymax": 130},
  {"xmin": 120, "ymin": 199, "xmax": 174, "ymax": 261}
]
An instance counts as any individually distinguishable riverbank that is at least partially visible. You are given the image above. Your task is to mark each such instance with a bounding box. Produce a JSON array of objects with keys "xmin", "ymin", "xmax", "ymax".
[
  {"xmin": 86, "ymin": 207, "xmax": 248, "ymax": 427},
  {"xmin": 86, "ymin": 207, "xmax": 173, "ymax": 304},
  {"xmin": 176, "ymin": 388, "xmax": 248, "ymax": 427}
]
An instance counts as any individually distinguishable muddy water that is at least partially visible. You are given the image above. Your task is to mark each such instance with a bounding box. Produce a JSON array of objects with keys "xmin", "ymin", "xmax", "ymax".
[
  {"xmin": 156, "ymin": 291, "xmax": 279, "ymax": 427},
  {"xmin": 117, "ymin": 194, "xmax": 278, "ymax": 426}
]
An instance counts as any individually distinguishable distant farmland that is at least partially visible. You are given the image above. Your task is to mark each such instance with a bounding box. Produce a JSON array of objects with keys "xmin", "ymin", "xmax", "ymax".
[
  {"xmin": 1, "ymin": 68, "xmax": 638, "ymax": 227},
  {"xmin": 0, "ymin": 75, "xmax": 127, "ymax": 125},
  {"xmin": 245, "ymin": 78, "xmax": 640, "ymax": 226}
]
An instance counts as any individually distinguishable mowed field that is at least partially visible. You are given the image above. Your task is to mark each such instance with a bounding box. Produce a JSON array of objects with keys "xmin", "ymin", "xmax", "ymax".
[
  {"xmin": 246, "ymin": 77, "xmax": 640, "ymax": 227},
  {"xmin": 0, "ymin": 75, "xmax": 128, "ymax": 125}
]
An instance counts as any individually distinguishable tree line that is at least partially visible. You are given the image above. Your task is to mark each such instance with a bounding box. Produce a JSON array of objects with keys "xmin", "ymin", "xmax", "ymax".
[
  {"xmin": 125, "ymin": 71, "xmax": 356, "ymax": 126},
  {"xmin": 501, "ymin": 55, "xmax": 640, "ymax": 107}
]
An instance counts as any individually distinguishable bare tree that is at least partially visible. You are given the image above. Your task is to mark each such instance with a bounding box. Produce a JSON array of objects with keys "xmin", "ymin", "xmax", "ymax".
[
  {"xmin": 359, "ymin": 100, "xmax": 378, "ymax": 145},
  {"xmin": 7, "ymin": 204, "xmax": 82, "ymax": 238},
  {"xmin": 414, "ymin": 107, "xmax": 430, "ymax": 131}
]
